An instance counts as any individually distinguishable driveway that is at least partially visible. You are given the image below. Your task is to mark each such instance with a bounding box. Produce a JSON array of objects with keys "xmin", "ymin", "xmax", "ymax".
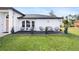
[{"xmin": 0, "ymin": 33, "xmax": 9, "ymax": 37}]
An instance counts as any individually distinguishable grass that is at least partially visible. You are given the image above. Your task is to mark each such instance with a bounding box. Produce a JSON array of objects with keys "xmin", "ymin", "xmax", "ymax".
[{"xmin": 0, "ymin": 27, "xmax": 79, "ymax": 51}]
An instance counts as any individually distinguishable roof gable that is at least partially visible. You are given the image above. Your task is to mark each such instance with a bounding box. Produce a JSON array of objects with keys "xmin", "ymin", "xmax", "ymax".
[{"xmin": 0, "ymin": 7, "xmax": 25, "ymax": 16}]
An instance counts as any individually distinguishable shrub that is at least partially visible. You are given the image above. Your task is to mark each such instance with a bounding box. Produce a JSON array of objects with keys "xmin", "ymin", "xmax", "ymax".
[
  {"xmin": 39, "ymin": 26, "xmax": 44, "ymax": 31},
  {"xmin": 47, "ymin": 26, "xmax": 53, "ymax": 31},
  {"xmin": 31, "ymin": 27, "xmax": 34, "ymax": 34},
  {"xmin": 54, "ymin": 27, "xmax": 60, "ymax": 32},
  {"xmin": 11, "ymin": 27, "xmax": 14, "ymax": 34},
  {"xmin": 45, "ymin": 27, "xmax": 48, "ymax": 34}
]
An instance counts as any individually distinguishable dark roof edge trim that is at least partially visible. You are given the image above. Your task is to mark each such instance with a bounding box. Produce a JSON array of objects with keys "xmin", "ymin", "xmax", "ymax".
[
  {"xmin": 18, "ymin": 17, "xmax": 63, "ymax": 19},
  {"xmin": 12, "ymin": 8, "xmax": 25, "ymax": 16}
]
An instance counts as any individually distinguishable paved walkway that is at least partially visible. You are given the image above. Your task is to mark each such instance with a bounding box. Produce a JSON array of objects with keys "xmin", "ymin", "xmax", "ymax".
[{"xmin": 0, "ymin": 33, "xmax": 9, "ymax": 37}]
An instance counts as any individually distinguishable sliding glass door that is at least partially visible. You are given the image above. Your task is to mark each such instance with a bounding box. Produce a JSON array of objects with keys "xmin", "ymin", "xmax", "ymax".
[{"xmin": 21, "ymin": 20, "xmax": 35, "ymax": 31}]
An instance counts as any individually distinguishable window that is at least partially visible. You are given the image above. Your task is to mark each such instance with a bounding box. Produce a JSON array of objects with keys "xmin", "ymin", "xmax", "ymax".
[
  {"xmin": 22, "ymin": 21, "xmax": 25, "ymax": 27},
  {"xmin": 26, "ymin": 21, "xmax": 30, "ymax": 27},
  {"xmin": 32, "ymin": 21, "xmax": 35, "ymax": 27}
]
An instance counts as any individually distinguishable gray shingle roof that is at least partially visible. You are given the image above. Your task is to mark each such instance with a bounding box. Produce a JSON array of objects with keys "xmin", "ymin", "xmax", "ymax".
[{"xmin": 18, "ymin": 14, "xmax": 63, "ymax": 19}]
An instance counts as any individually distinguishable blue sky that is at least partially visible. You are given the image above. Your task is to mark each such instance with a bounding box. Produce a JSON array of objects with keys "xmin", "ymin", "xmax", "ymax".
[{"xmin": 14, "ymin": 7, "xmax": 79, "ymax": 17}]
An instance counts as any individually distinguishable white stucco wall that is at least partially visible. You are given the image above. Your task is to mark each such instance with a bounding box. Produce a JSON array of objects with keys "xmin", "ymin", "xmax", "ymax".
[
  {"xmin": 34, "ymin": 19, "xmax": 62, "ymax": 31},
  {"xmin": 0, "ymin": 9, "xmax": 15, "ymax": 33},
  {"xmin": 19, "ymin": 19, "xmax": 62, "ymax": 31},
  {"xmin": 0, "ymin": 13, "xmax": 5, "ymax": 33},
  {"xmin": 0, "ymin": 9, "xmax": 23, "ymax": 33},
  {"xmin": 13, "ymin": 11, "xmax": 22, "ymax": 32},
  {"xmin": 0, "ymin": 11, "xmax": 9, "ymax": 33}
]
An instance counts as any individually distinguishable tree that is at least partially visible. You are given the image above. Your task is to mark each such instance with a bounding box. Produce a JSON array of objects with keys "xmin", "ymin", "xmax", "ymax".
[
  {"xmin": 65, "ymin": 16, "xmax": 68, "ymax": 20},
  {"xmin": 49, "ymin": 10, "xmax": 56, "ymax": 17},
  {"xmin": 77, "ymin": 15, "xmax": 79, "ymax": 20},
  {"xmin": 66, "ymin": 14, "xmax": 77, "ymax": 27},
  {"xmin": 63, "ymin": 20, "xmax": 69, "ymax": 34}
]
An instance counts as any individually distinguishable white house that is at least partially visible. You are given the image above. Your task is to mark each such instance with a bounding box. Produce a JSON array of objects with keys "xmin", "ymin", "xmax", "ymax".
[{"xmin": 0, "ymin": 7, "xmax": 63, "ymax": 34}]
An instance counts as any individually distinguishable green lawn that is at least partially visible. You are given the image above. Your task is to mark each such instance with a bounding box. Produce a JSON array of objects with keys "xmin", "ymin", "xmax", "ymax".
[{"xmin": 0, "ymin": 27, "xmax": 79, "ymax": 51}]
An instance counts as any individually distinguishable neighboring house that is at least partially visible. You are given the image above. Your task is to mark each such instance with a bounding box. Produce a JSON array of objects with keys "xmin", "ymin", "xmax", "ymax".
[
  {"xmin": 74, "ymin": 20, "xmax": 79, "ymax": 28},
  {"xmin": 0, "ymin": 7, "xmax": 63, "ymax": 34}
]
